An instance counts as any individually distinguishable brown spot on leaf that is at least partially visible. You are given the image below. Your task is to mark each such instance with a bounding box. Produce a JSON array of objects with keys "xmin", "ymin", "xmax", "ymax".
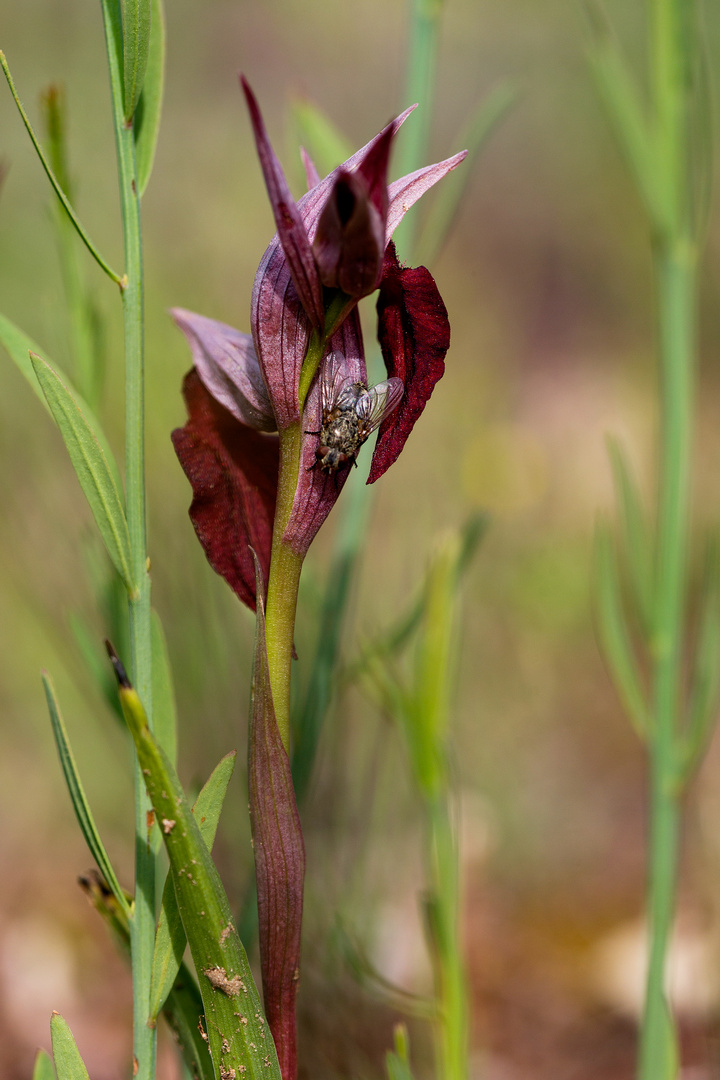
[
  {"xmin": 204, "ymin": 966, "xmax": 246, "ymax": 996},
  {"xmin": 162, "ymin": 818, "xmax": 176, "ymax": 834}
]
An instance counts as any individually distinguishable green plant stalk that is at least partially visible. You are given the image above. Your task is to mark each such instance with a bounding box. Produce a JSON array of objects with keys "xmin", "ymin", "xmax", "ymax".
[
  {"xmin": 265, "ymin": 329, "xmax": 331, "ymax": 750},
  {"xmin": 101, "ymin": 1, "xmax": 155, "ymax": 1075},
  {"xmin": 395, "ymin": 0, "xmax": 443, "ymax": 258},
  {"xmin": 264, "ymin": 421, "xmax": 304, "ymax": 751},
  {"xmin": 637, "ymin": 0, "xmax": 698, "ymax": 1072},
  {"xmin": 639, "ymin": 240, "xmax": 696, "ymax": 1080},
  {"xmin": 426, "ymin": 797, "xmax": 467, "ymax": 1080}
]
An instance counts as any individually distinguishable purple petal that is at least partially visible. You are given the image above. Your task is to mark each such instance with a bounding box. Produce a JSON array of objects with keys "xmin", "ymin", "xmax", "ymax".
[
  {"xmin": 313, "ymin": 168, "xmax": 385, "ymax": 297},
  {"xmin": 251, "ymin": 108, "xmax": 415, "ymax": 429},
  {"xmin": 249, "ymin": 555, "xmax": 305, "ymax": 1080},
  {"xmin": 171, "ymin": 308, "xmax": 275, "ymax": 432},
  {"xmin": 368, "ymin": 242, "xmax": 450, "ymax": 483},
  {"xmin": 282, "ymin": 311, "xmax": 367, "ymax": 554},
  {"xmin": 171, "ymin": 370, "xmax": 279, "ymax": 612},
  {"xmin": 356, "ymin": 121, "xmax": 393, "ymax": 225},
  {"xmin": 385, "ymin": 150, "xmax": 468, "ymax": 243},
  {"xmin": 241, "ymin": 77, "xmax": 325, "ymax": 332}
]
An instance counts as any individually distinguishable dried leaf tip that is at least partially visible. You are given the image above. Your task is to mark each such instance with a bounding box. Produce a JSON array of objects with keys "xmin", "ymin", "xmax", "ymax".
[{"xmin": 105, "ymin": 639, "xmax": 132, "ymax": 689}]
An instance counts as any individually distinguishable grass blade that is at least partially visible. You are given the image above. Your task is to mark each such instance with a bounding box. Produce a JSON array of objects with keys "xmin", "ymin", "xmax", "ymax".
[
  {"xmin": 41, "ymin": 85, "xmax": 104, "ymax": 409},
  {"xmin": 290, "ymin": 98, "xmax": 354, "ymax": 181},
  {"xmin": 0, "ymin": 53, "xmax": 122, "ymax": 284},
  {"xmin": 161, "ymin": 962, "xmax": 217, "ymax": 1080},
  {"xmin": 123, "ymin": 0, "xmax": 152, "ymax": 121},
  {"xmin": 586, "ymin": 7, "xmax": 667, "ymax": 231},
  {"xmin": 50, "ymin": 1015, "xmax": 90, "ymax": 1080},
  {"xmin": 149, "ymin": 752, "xmax": 237, "ymax": 1024},
  {"xmin": 31, "ymin": 352, "xmax": 134, "ymax": 594},
  {"xmin": 32, "ymin": 1050, "xmax": 56, "ymax": 1080},
  {"xmin": 134, "ymin": 0, "xmax": 165, "ymax": 195},
  {"xmin": 594, "ymin": 523, "xmax": 649, "ymax": 738},
  {"xmin": 80, "ymin": 871, "xmax": 214, "ymax": 1080},
  {"xmin": 385, "ymin": 1025, "xmax": 416, "ymax": 1080},
  {"xmin": 42, "ymin": 673, "xmax": 130, "ymax": 917},
  {"xmin": 108, "ymin": 644, "xmax": 282, "ymax": 1080},
  {"xmin": 0, "ymin": 314, "xmax": 122, "ymax": 491}
]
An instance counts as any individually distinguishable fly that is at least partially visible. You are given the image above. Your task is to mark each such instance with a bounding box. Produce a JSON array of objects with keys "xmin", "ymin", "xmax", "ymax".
[{"xmin": 307, "ymin": 354, "xmax": 404, "ymax": 473}]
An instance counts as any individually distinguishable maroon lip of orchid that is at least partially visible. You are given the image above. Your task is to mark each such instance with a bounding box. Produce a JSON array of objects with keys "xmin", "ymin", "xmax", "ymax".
[{"xmin": 172, "ymin": 81, "xmax": 465, "ymax": 609}]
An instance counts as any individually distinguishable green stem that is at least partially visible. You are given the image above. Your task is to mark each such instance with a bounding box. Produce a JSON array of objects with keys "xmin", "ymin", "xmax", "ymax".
[
  {"xmin": 427, "ymin": 798, "xmax": 467, "ymax": 1080},
  {"xmin": 101, "ymin": 1, "xmax": 155, "ymax": 1075},
  {"xmin": 265, "ymin": 330, "xmax": 332, "ymax": 750},
  {"xmin": 395, "ymin": 0, "xmax": 444, "ymax": 258},
  {"xmin": 265, "ymin": 422, "xmax": 304, "ymax": 750},
  {"xmin": 639, "ymin": 239, "xmax": 696, "ymax": 1080}
]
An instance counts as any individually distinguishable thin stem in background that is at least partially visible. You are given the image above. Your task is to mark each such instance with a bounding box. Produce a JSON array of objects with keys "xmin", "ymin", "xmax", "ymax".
[
  {"xmin": 100, "ymin": 1, "xmax": 156, "ymax": 1076},
  {"xmin": 638, "ymin": 0, "xmax": 699, "ymax": 1071},
  {"xmin": 395, "ymin": 0, "xmax": 444, "ymax": 259},
  {"xmin": 640, "ymin": 242, "xmax": 696, "ymax": 1078},
  {"xmin": 426, "ymin": 798, "xmax": 466, "ymax": 1080}
]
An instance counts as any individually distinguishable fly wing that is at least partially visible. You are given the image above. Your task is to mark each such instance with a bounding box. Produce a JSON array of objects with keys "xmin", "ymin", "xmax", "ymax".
[
  {"xmin": 320, "ymin": 351, "xmax": 354, "ymax": 412},
  {"xmin": 355, "ymin": 377, "xmax": 404, "ymax": 435}
]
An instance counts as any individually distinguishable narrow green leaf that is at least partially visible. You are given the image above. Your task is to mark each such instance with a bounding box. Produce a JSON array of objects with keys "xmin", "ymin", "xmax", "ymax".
[
  {"xmin": 42, "ymin": 673, "xmax": 130, "ymax": 917},
  {"xmin": 0, "ymin": 314, "xmax": 122, "ymax": 491},
  {"xmin": 149, "ymin": 752, "xmax": 237, "ymax": 1024},
  {"xmin": 292, "ymin": 548, "xmax": 355, "ymax": 803},
  {"xmin": 50, "ymin": 1014, "xmax": 90, "ymax": 1080},
  {"xmin": 642, "ymin": 993, "xmax": 680, "ymax": 1080},
  {"xmin": 134, "ymin": 0, "xmax": 165, "ymax": 195},
  {"xmin": 108, "ymin": 646, "xmax": 282, "ymax": 1080},
  {"xmin": 31, "ymin": 353, "xmax": 134, "ymax": 594},
  {"xmin": 386, "ymin": 1024, "xmax": 416, "ymax": 1080},
  {"xmin": 0, "ymin": 53, "xmax": 122, "ymax": 284},
  {"xmin": 162, "ymin": 962, "xmax": 217, "ymax": 1080},
  {"xmin": 99, "ymin": 0, "xmax": 125, "ymax": 124},
  {"xmin": 40, "ymin": 86, "xmax": 103, "ymax": 410},
  {"xmin": 290, "ymin": 98, "xmax": 354, "ymax": 181},
  {"xmin": 32, "ymin": 1049, "xmax": 56, "ymax": 1080},
  {"xmin": 79, "ymin": 870, "xmax": 214, "ymax": 1080},
  {"xmin": 79, "ymin": 869, "xmax": 132, "ymax": 956},
  {"xmin": 594, "ymin": 524, "xmax": 649, "ymax": 737},
  {"xmin": 41, "ymin": 84, "xmax": 73, "ymax": 200},
  {"xmin": 607, "ymin": 438, "xmax": 654, "ymax": 637},
  {"xmin": 417, "ymin": 82, "xmax": 516, "ymax": 265},
  {"xmin": 586, "ymin": 11, "xmax": 668, "ymax": 231},
  {"xmin": 122, "ymin": 0, "xmax": 152, "ymax": 121},
  {"xmin": 678, "ymin": 542, "xmax": 720, "ymax": 784},
  {"xmin": 151, "ymin": 609, "xmax": 177, "ymax": 767},
  {"xmin": 408, "ymin": 533, "xmax": 462, "ymax": 798}
]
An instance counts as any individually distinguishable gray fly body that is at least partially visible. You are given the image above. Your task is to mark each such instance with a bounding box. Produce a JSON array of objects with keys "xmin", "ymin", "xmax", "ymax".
[{"xmin": 309, "ymin": 354, "xmax": 404, "ymax": 473}]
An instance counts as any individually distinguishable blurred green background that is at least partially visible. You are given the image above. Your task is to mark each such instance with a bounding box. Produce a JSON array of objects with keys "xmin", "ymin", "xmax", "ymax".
[{"xmin": 2, "ymin": 1, "xmax": 720, "ymax": 1077}]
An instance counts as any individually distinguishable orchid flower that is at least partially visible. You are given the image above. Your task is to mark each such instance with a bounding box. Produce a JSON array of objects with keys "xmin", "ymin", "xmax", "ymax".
[
  {"xmin": 172, "ymin": 80, "xmax": 465, "ymax": 612},
  {"xmin": 171, "ymin": 82, "xmax": 465, "ymax": 1080}
]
